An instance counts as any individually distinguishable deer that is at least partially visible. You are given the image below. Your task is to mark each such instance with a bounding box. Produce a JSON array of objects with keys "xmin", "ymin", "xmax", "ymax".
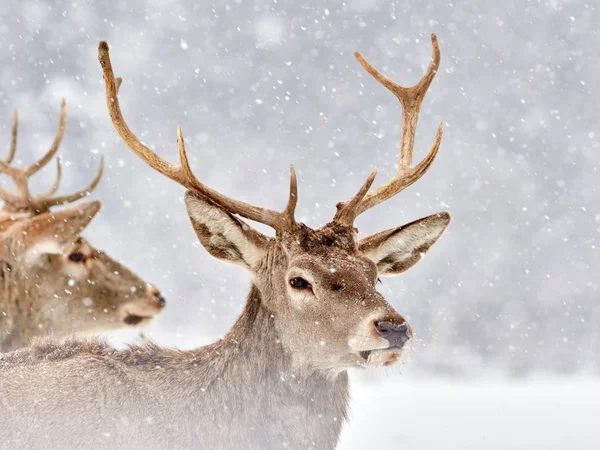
[
  {"xmin": 0, "ymin": 101, "xmax": 166, "ymax": 352},
  {"xmin": 0, "ymin": 35, "xmax": 450, "ymax": 450}
]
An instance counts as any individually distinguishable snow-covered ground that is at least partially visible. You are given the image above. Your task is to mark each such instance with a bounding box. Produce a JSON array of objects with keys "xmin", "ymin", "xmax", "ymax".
[{"xmin": 340, "ymin": 377, "xmax": 600, "ymax": 450}]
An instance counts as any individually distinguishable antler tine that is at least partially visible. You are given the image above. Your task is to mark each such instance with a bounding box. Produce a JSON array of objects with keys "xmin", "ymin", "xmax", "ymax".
[
  {"xmin": 0, "ymin": 156, "xmax": 21, "ymax": 179},
  {"xmin": 356, "ymin": 124, "xmax": 442, "ymax": 216},
  {"xmin": 0, "ymin": 101, "xmax": 67, "ymax": 209},
  {"xmin": 42, "ymin": 157, "xmax": 63, "ymax": 197},
  {"xmin": 0, "ymin": 102, "xmax": 104, "ymax": 214},
  {"xmin": 174, "ymin": 124, "xmax": 282, "ymax": 228},
  {"xmin": 6, "ymin": 109, "xmax": 18, "ymax": 164},
  {"xmin": 0, "ymin": 184, "xmax": 23, "ymax": 206},
  {"xmin": 282, "ymin": 165, "xmax": 298, "ymax": 226},
  {"xmin": 99, "ymin": 41, "xmax": 295, "ymax": 232},
  {"xmin": 23, "ymin": 99, "xmax": 67, "ymax": 177},
  {"xmin": 98, "ymin": 42, "xmax": 198, "ymax": 185},
  {"xmin": 337, "ymin": 34, "xmax": 443, "ymax": 224},
  {"xmin": 333, "ymin": 168, "xmax": 378, "ymax": 226},
  {"xmin": 38, "ymin": 157, "xmax": 104, "ymax": 210},
  {"xmin": 0, "ymin": 108, "xmax": 29, "ymax": 202}
]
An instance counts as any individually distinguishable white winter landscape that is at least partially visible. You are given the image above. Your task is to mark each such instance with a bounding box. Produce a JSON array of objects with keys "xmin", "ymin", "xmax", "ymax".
[
  {"xmin": 2, "ymin": 0, "xmax": 600, "ymax": 448},
  {"xmin": 341, "ymin": 377, "xmax": 600, "ymax": 450}
]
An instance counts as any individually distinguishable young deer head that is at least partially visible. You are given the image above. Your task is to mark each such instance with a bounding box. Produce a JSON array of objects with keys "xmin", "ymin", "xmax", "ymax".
[
  {"xmin": 99, "ymin": 36, "xmax": 449, "ymax": 372},
  {"xmin": 0, "ymin": 102, "xmax": 165, "ymax": 351}
]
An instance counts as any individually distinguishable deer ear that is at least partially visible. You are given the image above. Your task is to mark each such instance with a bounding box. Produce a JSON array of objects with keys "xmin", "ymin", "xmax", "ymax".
[
  {"xmin": 8, "ymin": 201, "xmax": 101, "ymax": 253},
  {"xmin": 185, "ymin": 191, "xmax": 269, "ymax": 270},
  {"xmin": 359, "ymin": 212, "xmax": 451, "ymax": 275}
]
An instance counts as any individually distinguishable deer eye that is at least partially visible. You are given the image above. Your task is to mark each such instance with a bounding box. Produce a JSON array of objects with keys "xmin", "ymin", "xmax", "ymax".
[
  {"xmin": 68, "ymin": 252, "xmax": 86, "ymax": 263},
  {"xmin": 289, "ymin": 277, "xmax": 310, "ymax": 289},
  {"xmin": 377, "ymin": 277, "xmax": 382, "ymax": 284}
]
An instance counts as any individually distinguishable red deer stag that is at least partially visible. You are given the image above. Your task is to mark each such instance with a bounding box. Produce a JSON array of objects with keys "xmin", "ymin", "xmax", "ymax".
[
  {"xmin": 0, "ymin": 101, "xmax": 165, "ymax": 351},
  {"xmin": 0, "ymin": 35, "xmax": 449, "ymax": 449}
]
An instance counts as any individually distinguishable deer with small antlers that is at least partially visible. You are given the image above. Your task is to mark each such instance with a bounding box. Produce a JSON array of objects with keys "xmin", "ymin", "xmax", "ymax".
[
  {"xmin": 0, "ymin": 35, "xmax": 449, "ymax": 449},
  {"xmin": 0, "ymin": 101, "xmax": 165, "ymax": 352}
]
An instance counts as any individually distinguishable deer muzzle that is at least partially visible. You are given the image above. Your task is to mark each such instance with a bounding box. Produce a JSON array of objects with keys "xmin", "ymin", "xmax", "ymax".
[{"xmin": 374, "ymin": 321, "xmax": 412, "ymax": 348}]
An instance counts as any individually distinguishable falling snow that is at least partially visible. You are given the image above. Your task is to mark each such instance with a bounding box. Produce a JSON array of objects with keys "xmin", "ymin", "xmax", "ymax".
[{"xmin": 0, "ymin": 0, "xmax": 598, "ymax": 447}]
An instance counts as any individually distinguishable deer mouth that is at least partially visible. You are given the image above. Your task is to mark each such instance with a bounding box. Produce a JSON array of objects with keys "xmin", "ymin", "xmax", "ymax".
[
  {"xmin": 359, "ymin": 348, "xmax": 402, "ymax": 366},
  {"xmin": 123, "ymin": 314, "xmax": 153, "ymax": 326},
  {"xmin": 121, "ymin": 303, "xmax": 161, "ymax": 326},
  {"xmin": 359, "ymin": 350, "xmax": 371, "ymax": 360}
]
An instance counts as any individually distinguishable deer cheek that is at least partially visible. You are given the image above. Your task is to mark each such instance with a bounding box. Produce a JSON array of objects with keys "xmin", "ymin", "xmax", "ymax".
[
  {"xmin": 61, "ymin": 260, "xmax": 89, "ymax": 279},
  {"xmin": 287, "ymin": 288, "xmax": 315, "ymax": 311},
  {"xmin": 367, "ymin": 349, "xmax": 402, "ymax": 367}
]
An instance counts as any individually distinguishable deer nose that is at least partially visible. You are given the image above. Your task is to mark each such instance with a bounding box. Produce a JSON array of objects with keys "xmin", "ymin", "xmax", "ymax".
[
  {"xmin": 147, "ymin": 286, "xmax": 166, "ymax": 308},
  {"xmin": 375, "ymin": 321, "xmax": 411, "ymax": 348},
  {"xmin": 156, "ymin": 294, "xmax": 166, "ymax": 308}
]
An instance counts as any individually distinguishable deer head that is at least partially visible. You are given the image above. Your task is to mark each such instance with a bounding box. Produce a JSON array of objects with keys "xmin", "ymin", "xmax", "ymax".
[
  {"xmin": 0, "ymin": 102, "xmax": 165, "ymax": 350},
  {"xmin": 98, "ymin": 35, "xmax": 449, "ymax": 371}
]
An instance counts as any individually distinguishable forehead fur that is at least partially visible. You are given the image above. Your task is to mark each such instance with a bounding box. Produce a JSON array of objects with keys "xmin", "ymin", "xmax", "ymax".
[
  {"xmin": 285, "ymin": 223, "xmax": 357, "ymax": 256},
  {"xmin": 25, "ymin": 239, "xmax": 63, "ymax": 262}
]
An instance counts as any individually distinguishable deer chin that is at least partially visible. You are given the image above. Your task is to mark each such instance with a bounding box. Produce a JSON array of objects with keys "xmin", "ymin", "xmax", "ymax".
[
  {"xmin": 120, "ymin": 305, "xmax": 160, "ymax": 327},
  {"xmin": 358, "ymin": 348, "xmax": 403, "ymax": 367},
  {"xmin": 122, "ymin": 314, "xmax": 154, "ymax": 326}
]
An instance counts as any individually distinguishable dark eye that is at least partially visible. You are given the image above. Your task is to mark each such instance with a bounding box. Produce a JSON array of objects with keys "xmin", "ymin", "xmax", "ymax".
[
  {"xmin": 68, "ymin": 252, "xmax": 86, "ymax": 263},
  {"xmin": 322, "ymin": 236, "xmax": 334, "ymax": 247},
  {"xmin": 289, "ymin": 277, "xmax": 310, "ymax": 289},
  {"xmin": 377, "ymin": 277, "xmax": 382, "ymax": 284}
]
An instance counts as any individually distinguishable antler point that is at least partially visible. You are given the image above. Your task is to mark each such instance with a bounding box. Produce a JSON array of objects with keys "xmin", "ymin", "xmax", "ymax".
[{"xmin": 336, "ymin": 33, "xmax": 444, "ymax": 224}]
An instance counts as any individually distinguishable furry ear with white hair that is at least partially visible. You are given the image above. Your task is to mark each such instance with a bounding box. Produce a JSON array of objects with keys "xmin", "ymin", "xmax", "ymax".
[
  {"xmin": 185, "ymin": 191, "xmax": 270, "ymax": 270},
  {"xmin": 5, "ymin": 201, "xmax": 101, "ymax": 256},
  {"xmin": 359, "ymin": 212, "xmax": 451, "ymax": 275}
]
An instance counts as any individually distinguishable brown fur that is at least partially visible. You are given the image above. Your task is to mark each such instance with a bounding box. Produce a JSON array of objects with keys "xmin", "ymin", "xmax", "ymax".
[
  {"xmin": 0, "ymin": 192, "xmax": 450, "ymax": 449},
  {"xmin": 49, "ymin": 36, "xmax": 454, "ymax": 449},
  {"xmin": 1, "ymin": 287, "xmax": 349, "ymax": 450},
  {"xmin": 0, "ymin": 202, "xmax": 164, "ymax": 352}
]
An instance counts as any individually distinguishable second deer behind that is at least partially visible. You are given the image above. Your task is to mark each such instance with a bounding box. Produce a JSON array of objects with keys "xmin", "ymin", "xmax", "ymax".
[{"xmin": 0, "ymin": 101, "xmax": 165, "ymax": 351}]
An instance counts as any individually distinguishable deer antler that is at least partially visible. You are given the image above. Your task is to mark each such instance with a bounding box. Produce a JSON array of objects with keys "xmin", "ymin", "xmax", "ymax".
[
  {"xmin": 0, "ymin": 101, "xmax": 104, "ymax": 214},
  {"xmin": 42, "ymin": 157, "xmax": 63, "ymax": 197},
  {"xmin": 334, "ymin": 34, "xmax": 443, "ymax": 227},
  {"xmin": 5, "ymin": 110, "xmax": 18, "ymax": 164},
  {"xmin": 98, "ymin": 41, "xmax": 297, "ymax": 232}
]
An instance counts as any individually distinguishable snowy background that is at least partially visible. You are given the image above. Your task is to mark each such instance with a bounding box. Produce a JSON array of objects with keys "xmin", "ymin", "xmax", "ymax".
[{"xmin": 1, "ymin": 0, "xmax": 599, "ymax": 447}]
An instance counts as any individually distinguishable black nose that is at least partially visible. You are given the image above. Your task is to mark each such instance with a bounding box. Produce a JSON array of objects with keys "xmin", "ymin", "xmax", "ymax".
[
  {"xmin": 375, "ymin": 321, "xmax": 411, "ymax": 348},
  {"xmin": 156, "ymin": 295, "xmax": 166, "ymax": 308}
]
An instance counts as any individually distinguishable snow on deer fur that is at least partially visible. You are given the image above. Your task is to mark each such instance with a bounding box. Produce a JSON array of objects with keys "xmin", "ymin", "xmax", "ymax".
[{"xmin": 0, "ymin": 35, "xmax": 449, "ymax": 449}]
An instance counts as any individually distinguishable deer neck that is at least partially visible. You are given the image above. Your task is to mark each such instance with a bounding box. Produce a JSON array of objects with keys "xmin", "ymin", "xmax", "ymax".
[
  {"xmin": 203, "ymin": 283, "xmax": 349, "ymax": 388},
  {"xmin": 0, "ymin": 258, "xmax": 32, "ymax": 351},
  {"xmin": 0, "ymin": 254, "xmax": 60, "ymax": 351},
  {"xmin": 180, "ymin": 284, "xmax": 350, "ymax": 448}
]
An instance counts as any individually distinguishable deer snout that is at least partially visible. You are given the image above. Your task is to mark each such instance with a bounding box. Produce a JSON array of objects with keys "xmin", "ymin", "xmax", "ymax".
[
  {"xmin": 147, "ymin": 286, "xmax": 166, "ymax": 309},
  {"xmin": 374, "ymin": 321, "xmax": 412, "ymax": 349}
]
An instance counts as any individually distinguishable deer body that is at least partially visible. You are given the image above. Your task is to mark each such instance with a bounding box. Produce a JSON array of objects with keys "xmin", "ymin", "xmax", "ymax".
[
  {"xmin": 1, "ymin": 287, "xmax": 348, "ymax": 449},
  {"xmin": 2, "ymin": 35, "xmax": 450, "ymax": 448},
  {"xmin": 0, "ymin": 103, "xmax": 165, "ymax": 352}
]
